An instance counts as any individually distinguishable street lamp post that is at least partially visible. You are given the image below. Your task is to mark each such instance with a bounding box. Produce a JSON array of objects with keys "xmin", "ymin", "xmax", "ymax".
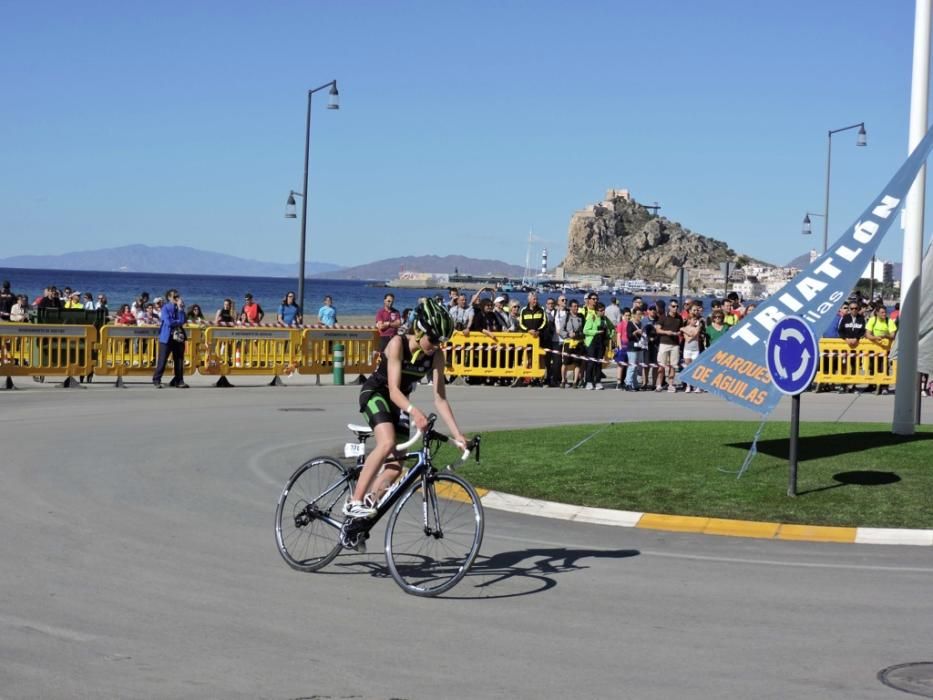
[
  {"xmin": 821, "ymin": 122, "xmax": 867, "ymax": 253},
  {"xmin": 801, "ymin": 210, "xmax": 824, "ymax": 240},
  {"xmin": 286, "ymin": 80, "xmax": 339, "ymax": 321}
]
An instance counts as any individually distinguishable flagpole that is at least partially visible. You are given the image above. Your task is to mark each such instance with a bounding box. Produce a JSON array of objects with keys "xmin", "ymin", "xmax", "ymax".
[{"xmin": 893, "ymin": 0, "xmax": 932, "ymax": 435}]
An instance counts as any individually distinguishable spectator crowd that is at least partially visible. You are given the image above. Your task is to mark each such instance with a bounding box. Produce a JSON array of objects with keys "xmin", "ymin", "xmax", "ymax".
[{"xmin": 2, "ymin": 277, "xmax": 926, "ymax": 396}]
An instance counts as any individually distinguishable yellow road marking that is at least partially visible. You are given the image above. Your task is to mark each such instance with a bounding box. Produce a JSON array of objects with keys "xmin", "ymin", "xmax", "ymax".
[
  {"xmin": 703, "ymin": 518, "xmax": 781, "ymax": 539},
  {"xmin": 777, "ymin": 524, "xmax": 857, "ymax": 543},
  {"xmin": 637, "ymin": 514, "xmax": 709, "ymax": 533},
  {"xmin": 434, "ymin": 481, "xmax": 489, "ymax": 503}
]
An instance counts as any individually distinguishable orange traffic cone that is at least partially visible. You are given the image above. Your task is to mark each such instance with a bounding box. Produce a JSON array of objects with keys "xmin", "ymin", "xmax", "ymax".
[{"xmin": 234, "ymin": 346, "xmax": 242, "ymax": 368}]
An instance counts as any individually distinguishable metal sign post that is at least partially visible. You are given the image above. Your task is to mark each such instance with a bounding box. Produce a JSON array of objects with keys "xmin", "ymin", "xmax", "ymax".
[
  {"xmin": 766, "ymin": 317, "xmax": 819, "ymax": 497},
  {"xmin": 720, "ymin": 261, "xmax": 734, "ymax": 294},
  {"xmin": 677, "ymin": 267, "xmax": 687, "ymax": 308}
]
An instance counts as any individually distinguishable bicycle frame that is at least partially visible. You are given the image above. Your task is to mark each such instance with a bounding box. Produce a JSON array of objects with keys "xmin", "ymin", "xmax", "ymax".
[{"xmin": 340, "ymin": 440, "xmax": 440, "ymax": 544}]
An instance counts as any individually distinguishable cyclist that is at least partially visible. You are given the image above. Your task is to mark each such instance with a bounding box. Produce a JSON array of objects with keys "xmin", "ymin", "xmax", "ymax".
[{"xmin": 344, "ymin": 298, "xmax": 468, "ymax": 519}]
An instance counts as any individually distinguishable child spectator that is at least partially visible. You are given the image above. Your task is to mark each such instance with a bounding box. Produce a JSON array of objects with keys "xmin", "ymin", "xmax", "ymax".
[
  {"xmin": 317, "ymin": 295, "xmax": 337, "ymax": 327},
  {"xmin": 9, "ymin": 295, "xmax": 29, "ymax": 322}
]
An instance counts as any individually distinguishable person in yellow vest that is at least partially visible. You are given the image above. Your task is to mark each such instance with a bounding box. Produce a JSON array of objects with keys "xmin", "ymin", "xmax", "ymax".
[
  {"xmin": 721, "ymin": 298, "xmax": 738, "ymax": 327},
  {"xmin": 865, "ymin": 304, "xmax": 897, "ymax": 342},
  {"xmin": 64, "ymin": 291, "xmax": 84, "ymax": 309},
  {"xmin": 864, "ymin": 304, "xmax": 897, "ymax": 394}
]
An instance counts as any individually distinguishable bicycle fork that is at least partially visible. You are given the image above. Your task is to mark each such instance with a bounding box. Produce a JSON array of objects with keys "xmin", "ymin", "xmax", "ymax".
[{"xmin": 422, "ymin": 473, "xmax": 444, "ymax": 539}]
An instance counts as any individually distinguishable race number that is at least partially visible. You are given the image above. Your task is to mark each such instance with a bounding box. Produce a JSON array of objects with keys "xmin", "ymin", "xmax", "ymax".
[{"xmin": 344, "ymin": 442, "xmax": 365, "ymax": 458}]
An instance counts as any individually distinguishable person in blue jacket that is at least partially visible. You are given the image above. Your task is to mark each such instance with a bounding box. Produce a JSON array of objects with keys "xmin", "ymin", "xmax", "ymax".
[{"xmin": 152, "ymin": 288, "xmax": 189, "ymax": 388}]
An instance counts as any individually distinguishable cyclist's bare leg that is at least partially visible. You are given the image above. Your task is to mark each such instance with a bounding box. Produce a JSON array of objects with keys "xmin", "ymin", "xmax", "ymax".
[
  {"xmin": 369, "ymin": 462, "xmax": 403, "ymax": 503},
  {"xmin": 351, "ymin": 422, "xmax": 397, "ymax": 502}
]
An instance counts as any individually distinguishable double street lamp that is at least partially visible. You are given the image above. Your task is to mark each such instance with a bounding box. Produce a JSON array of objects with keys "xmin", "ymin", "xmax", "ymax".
[
  {"xmin": 804, "ymin": 122, "xmax": 867, "ymax": 253},
  {"xmin": 285, "ymin": 80, "xmax": 339, "ymax": 320}
]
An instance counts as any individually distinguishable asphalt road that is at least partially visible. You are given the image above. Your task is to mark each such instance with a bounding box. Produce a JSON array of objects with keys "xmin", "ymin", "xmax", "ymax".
[{"xmin": 1, "ymin": 377, "xmax": 931, "ymax": 699}]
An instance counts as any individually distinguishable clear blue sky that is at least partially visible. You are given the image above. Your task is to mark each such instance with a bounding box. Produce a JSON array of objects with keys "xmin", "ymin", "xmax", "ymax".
[{"xmin": 1, "ymin": 0, "xmax": 928, "ymax": 270}]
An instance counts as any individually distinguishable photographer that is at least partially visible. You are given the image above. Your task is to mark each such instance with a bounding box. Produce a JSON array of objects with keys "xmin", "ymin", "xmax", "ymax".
[
  {"xmin": 449, "ymin": 292, "xmax": 474, "ymax": 332},
  {"xmin": 152, "ymin": 288, "xmax": 189, "ymax": 389}
]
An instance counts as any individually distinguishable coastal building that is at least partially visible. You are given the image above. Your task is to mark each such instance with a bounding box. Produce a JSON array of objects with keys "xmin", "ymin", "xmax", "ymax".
[{"xmin": 862, "ymin": 258, "xmax": 893, "ymax": 285}]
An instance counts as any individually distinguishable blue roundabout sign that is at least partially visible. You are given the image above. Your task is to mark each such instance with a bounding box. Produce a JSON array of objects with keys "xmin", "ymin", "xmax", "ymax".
[{"xmin": 766, "ymin": 316, "xmax": 818, "ymax": 396}]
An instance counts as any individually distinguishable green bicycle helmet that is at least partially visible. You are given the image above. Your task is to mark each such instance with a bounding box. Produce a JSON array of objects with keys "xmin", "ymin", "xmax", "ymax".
[{"xmin": 414, "ymin": 298, "xmax": 454, "ymax": 343}]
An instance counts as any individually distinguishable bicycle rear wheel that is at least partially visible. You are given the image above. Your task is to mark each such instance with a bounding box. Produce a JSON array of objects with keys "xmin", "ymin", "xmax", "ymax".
[
  {"xmin": 275, "ymin": 457, "xmax": 351, "ymax": 572},
  {"xmin": 384, "ymin": 472, "xmax": 484, "ymax": 596}
]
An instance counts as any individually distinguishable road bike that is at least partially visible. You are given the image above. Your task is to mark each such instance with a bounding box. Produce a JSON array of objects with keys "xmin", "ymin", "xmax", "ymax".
[{"xmin": 274, "ymin": 414, "xmax": 483, "ymax": 597}]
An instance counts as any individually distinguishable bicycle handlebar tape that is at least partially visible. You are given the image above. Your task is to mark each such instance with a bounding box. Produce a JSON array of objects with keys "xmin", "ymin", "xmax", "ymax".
[{"xmin": 332, "ymin": 342, "xmax": 344, "ymax": 385}]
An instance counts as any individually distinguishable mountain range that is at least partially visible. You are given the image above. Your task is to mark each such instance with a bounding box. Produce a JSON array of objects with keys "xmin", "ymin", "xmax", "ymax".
[
  {"xmin": 0, "ymin": 245, "xmax": 344, "ymax": 277},
  {"xmin": 0, "ymin": 245, "xmax": 525, "ymax": 281},
  {"xmin": 326, "ymin": 255, "xmax": 525, "ymax": 280}
]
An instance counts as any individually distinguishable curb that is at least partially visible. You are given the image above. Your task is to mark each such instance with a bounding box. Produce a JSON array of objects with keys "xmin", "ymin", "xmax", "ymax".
[{"xmin": 476, "ymin": 490, "xmax": 933, "ymax": 546}]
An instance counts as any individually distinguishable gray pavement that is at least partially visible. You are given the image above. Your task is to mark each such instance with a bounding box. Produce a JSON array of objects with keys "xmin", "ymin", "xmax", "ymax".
[{"xmin": 1, "ymin": 376, "xmax": 931, "ymax": 699}]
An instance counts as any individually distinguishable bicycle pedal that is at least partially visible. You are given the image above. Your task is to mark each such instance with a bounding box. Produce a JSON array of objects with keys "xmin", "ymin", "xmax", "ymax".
[{"xmin": 339, "ymin": 527, "xmax": 367, "ymax": 552}]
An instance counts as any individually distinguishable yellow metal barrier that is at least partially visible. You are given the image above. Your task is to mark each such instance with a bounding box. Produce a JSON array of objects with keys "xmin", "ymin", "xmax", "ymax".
[
  {"xmin": 445, "ymin": 331, "xmax": 544, "ymax": 379},
  {"xmin": 299, "ymin": 328, "xmax": 380, "ymax": 378},
  {"xmin": 0, "ymin": 323, "xmax": 95, "ymax": 388},
  {"xmin": 202, "ymin": 326, "xmax": 301, "ymax": 386},
  {"xmin": 96, "ymin": 325, "xmax": 203, "ymax": 386},
  {"xmin": 815, "ymin": 338, "xmax": 897, "ymax": 386}
]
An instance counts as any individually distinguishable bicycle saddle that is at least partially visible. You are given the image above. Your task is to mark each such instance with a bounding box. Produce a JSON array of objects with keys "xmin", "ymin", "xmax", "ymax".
[{"xmin": 347, "ymin": 424, "xmax": 373, "ymax": 440}]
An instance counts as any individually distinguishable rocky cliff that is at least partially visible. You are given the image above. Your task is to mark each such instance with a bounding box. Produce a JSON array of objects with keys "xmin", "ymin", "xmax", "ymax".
[{"xmin": 560, "ymin": 192, "xmax": 741, "ymax": 278}]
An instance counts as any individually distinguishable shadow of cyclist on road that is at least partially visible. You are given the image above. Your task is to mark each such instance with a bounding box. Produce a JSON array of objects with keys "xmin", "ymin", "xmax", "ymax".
[
  {"xmin": 443, "ymin": 546, "xmax": 640, "ymax": 600},
  {"xmin": 330, "ymin": 545, "xmax": 639, "ymax": 599}
]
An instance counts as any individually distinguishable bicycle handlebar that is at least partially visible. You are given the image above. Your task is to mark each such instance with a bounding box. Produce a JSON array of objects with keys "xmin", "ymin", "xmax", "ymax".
[
  {"xmin": 396, "ymin": 413, "xmax": 481, "ymax": 468},
  {"xmin": 395, "ymin": 429, "xmax": 423, "ymax": 451}
]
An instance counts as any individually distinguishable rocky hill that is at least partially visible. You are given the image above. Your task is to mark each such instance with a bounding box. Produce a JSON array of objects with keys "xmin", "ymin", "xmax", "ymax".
[{"xmin": 561, "ymin": 191, "xmax": 755, "ymax": 278}]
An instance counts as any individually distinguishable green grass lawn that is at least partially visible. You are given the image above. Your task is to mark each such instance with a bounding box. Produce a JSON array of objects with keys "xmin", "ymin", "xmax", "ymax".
[{"xmin": 455, "ymin": 422, "xmax": 933, "ymax": 529}]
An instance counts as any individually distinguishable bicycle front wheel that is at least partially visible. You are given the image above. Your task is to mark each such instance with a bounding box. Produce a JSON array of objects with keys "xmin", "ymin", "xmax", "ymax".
[
  {"xmin": 275, "ymin": 456, "xmax": 351, "ymax": 572},
  {"xmin": 385, "ymin": 472, "xmax": 484, "ymax": 597}
]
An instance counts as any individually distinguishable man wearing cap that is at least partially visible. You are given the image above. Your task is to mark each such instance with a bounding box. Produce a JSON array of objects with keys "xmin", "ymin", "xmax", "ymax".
[
  {"xmin": 241, "ymin": 293, "xmax": 264, "ymax": 324},
  {"xmin": 64, "ymin": 291, "xmax": 83, "ymax": 309},
  {"xmin": 492, "ymin": 295, "xmax": 510, "ymax": 329}
]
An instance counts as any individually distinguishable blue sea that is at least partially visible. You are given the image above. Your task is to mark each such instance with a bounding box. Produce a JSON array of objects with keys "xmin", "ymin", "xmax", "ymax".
[{"xmin": 0, "ymin": 266, "xmax": 696, "ymax": 319}]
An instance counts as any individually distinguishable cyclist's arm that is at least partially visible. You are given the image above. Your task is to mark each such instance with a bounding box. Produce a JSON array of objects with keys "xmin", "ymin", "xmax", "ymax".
[
  {"xmin": 429, "ymin": 350, "xmax": 467, "ymax": 446},
  {"xmin": 383, "ymin": 336, "xmax": 415, "ymax": 415}
]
